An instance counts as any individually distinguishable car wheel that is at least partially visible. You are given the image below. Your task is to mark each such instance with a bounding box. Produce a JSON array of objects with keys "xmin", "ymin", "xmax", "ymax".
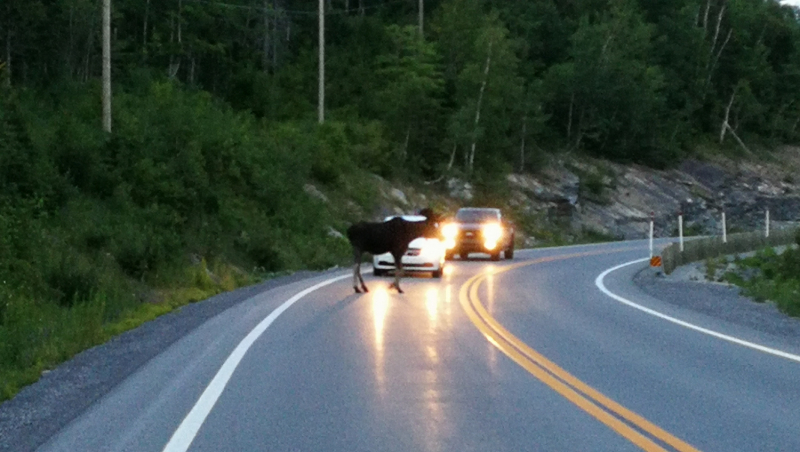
[
  {"xmin": 432, "ymin": 268, "xmax": 442, "ymax": 278},
  {"xmin": 459, "ymin": 252, "xmax": 469, "ymax": 260},
  {"xmin": 504, "ymin": 248, "xmax": 514, "ymax": 260},
  {"xmin": 373, "ymin": 268, "xmax": 386, "ymax": 277},
  {"xmin": 490, "ymin": 251, "xmax": 500, "ymax": 261}
]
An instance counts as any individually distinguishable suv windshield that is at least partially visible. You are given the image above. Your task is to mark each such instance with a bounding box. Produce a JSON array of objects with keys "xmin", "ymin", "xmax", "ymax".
[{"xmin": 455, "ymin": 209, "xmax": 500, "ymax": 223}]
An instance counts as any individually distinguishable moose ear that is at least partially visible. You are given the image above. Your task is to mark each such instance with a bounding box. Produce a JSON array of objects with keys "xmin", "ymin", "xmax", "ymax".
[{"xmin": 418, "ymin": 207, "xmax": 435, "ymax": 219}]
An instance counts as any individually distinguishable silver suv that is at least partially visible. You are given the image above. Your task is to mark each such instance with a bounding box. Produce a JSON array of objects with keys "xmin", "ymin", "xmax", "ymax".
[{"xmin": 441, "ymin": 207, "xmax": 515, "ymax": 261}]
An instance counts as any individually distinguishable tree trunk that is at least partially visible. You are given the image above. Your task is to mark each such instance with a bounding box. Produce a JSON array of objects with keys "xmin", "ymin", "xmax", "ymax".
[
  {"xmin": 567, "ymin": 93, "xmax": 574, "ymax": 139},
  {"xmin": 725, "ymin": 123, "xmax": 751, "ymax": 154},
  {"xmin": 708, "ymin": 4, "xmax": 725, "ymax": 66},
  {"xmin": 706, "ymin": 28, "xmax": 731, "ymax": 86},
  {"xmin": 318, "ymin": 0, "xmax": 325, "ymax": 123},
  {"xmin": 168, "ymin": 2, "xmax": 182, "ymax": 79},
  {"xmin": 359, "ymin": 0, "xmax": 364, "ymax": 16},
  {"xmin": 446, "ymin": 144, "xmax": 457, "ymax": 172},
  {"xmin": 273, "ymin": 0, "xmax": 279, "ymax": 69},
  {"xmin": 469, "ymin": 41, "xmax": 493, "ymax": 174},
  {"xmin": 262, "ymin": 0, "xmax": 270, "ymax": 72},
  {"xmin": 520, "ymin": 115, "xmax": 527, "ymax": 172},
  {"xmin": 720, "ymin": 89, "xmax": 736, "ymax": 143},
  {"xmin": 143, "ymin": 0, "xmax": 150, "ymax": 53},
  {"xmin": 68, "ymin": 6, "xmax": 75, "ymax": 76},
  {"xmin": 4, "ymin": 29, "xmax": 10, "ymax": 87},
  {"xmin": 102, "ymin": 0, "xmax": 112, "ymax": 133},
  {"xmin": 189, "ymin": 53, "xmax": 195, "ymax": 85},
  {"xmin": 402, "ymin": 127, "xmax": 410, "ymax": 161},
  {"xmin": 418, "ymin": 0, "xmax": 424, "ymax": 38}
]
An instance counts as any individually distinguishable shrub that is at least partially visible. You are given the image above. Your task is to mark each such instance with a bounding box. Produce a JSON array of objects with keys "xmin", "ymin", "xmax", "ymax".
[
  {"xmin": 662, "ymin": 228, "xmax": 798, "ymax": 274},
  {"xmin": 44, "ymin": 250, "xmax": 99, "ymax": 307}
]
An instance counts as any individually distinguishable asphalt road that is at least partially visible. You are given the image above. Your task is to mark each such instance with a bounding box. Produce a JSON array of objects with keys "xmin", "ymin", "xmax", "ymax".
[{"xmin": 12, "ymin": 240, "xmax": 800, "ymax": 451}]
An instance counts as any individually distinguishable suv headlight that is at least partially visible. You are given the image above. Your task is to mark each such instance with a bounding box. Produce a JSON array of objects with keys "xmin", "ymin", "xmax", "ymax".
[{"xmin": 482, "ymin": 223, "xmax": 503, "ymax": 242}]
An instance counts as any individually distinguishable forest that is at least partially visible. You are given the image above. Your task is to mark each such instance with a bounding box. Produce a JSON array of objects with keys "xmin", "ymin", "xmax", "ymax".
[{"xmin": 1, "ymin": 0, "xmax": 800, "ymax": 398}]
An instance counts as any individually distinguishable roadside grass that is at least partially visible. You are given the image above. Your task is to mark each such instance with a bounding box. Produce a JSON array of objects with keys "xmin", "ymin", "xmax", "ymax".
[
  {"xmin": 0, "ymin": 259, "xmax": 259, "ymax": 402},
  {"xmin": 721, "ymin": 241, "xmax": 800, "ymax": 317},
  {"xmin": 662, "ymin": 228, "xmax": 798, "ymax": 274}
]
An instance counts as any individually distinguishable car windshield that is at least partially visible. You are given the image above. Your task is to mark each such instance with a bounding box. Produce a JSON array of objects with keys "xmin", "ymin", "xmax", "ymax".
[{"xmin": 455, "ymin": 209, "xmax": 499, "ymax": 222}]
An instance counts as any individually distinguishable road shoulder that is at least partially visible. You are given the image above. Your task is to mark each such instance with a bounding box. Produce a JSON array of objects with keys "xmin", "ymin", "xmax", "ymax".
[
  {"xmin": 0, "ymin": 269, "xmax": 328, "ymax": 452},
  {"xmin": 632, "ymin": 263, "xmax": 800, "ymax": 347}
]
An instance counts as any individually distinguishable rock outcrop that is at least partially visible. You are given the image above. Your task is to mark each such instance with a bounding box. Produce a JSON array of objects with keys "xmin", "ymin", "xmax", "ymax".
[
  {"xmin": 367, "ymin": 149, "xmax": 800, "ymax": 244},
  {"xmin": 506, "ymin": 151, "xmax": 800, "ymax": 240}
]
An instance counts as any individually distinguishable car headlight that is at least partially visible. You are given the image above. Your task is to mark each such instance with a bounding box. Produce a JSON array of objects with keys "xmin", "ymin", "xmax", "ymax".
[
  {"xmin": 441, "ymin": 223, "xmax": 458, "ymax": 240},
  {"xmin": 422, "ymin": 239, "xmax": 443, "ymax": 257},
  {"xmin": 482, "ymin": 223, "xmax": 503, "ymax": 242}
]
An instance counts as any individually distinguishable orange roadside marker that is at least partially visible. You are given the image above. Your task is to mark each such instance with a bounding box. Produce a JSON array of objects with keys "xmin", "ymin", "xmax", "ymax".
[{"xmin": 650, "ymin": 256, "xmax": 662, "ymax": 267}]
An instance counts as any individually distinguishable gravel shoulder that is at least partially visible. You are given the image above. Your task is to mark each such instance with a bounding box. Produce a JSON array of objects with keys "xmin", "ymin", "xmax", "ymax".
[
  {"xmin": 633, "ymin": 256, "xmax": 800, "ymax": 349},
  {"xmin": 0, "ymin": 269, "xmax": 332, "ymax": 452}
]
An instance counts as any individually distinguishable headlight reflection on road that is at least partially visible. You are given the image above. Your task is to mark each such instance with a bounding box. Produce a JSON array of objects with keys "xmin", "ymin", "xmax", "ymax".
[
  {"xmin": 372, "ymin": 287, "xmax": 390, "ymax": 396},
  {"xmin": 426, "ymin": 288, "xmax": 439, "ymax": 329},
  {"xmin": 443, "ymin": 264, "xmax": 454, "ymax": 277}
]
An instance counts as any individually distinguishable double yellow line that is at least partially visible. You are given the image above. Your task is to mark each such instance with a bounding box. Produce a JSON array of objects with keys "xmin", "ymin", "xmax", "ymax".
[{"xmin": 459, "ymin": 253, "xmax": 700, "ymax": 452}]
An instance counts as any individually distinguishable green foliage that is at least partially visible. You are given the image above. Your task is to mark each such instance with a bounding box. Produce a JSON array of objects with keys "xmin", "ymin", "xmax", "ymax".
[
  {"xmin": 0, "ymin": 79, "xmax": 368, "ymax": 401},
  {"xmin": 723, "ymin": 245, "xmax": 800, "ymax": 316},
  {"xmin": 662, "ymin": 228, "xmax": 799, "ymax": 274},
  {"xmin": 4, "ymin": 0, "xmax": 800, "ymax": 176}
]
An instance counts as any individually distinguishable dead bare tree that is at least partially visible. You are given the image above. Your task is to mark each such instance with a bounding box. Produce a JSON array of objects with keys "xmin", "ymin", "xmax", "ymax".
[
  {"xmin": 720, "ymin": 88, "xmax": 736, "ymax": 143},
  {"xmin": 719, "ymin": 87, "xmax": 752, "ymax": 154},
  {"xmin": 468, "ymin": 40, "xmax": 492, "ymax": 174}
]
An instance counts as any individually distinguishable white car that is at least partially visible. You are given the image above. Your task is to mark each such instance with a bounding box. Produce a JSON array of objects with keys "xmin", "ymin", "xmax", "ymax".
[{"xmin": 372, "ymin": 215, "xmax": 446, "ymax": 278}]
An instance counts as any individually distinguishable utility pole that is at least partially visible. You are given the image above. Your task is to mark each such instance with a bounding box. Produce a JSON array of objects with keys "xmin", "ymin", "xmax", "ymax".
[
  {"xmin": 419, "ymin": 0, "xmax": 424, "ymax": 37},
  {"xmin": 102, "ymin": 0, "xmax": 112, "ymax": 133},
  {"xmin": 318, "ymin": 0, "xmax": 325, "ymax": 124}
]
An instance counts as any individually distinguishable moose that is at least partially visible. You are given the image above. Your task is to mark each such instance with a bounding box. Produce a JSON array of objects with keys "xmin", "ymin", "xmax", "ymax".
[{"xmin": 346, "ymin": 208, "xmax": 439, "ymax": 294}]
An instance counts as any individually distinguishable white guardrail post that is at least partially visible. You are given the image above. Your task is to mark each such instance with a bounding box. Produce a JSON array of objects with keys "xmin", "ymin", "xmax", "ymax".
[
  {"xmin": 678, "ymin": 211, "xmax": 684, "ymax": 252},
  {"xmin": 766, "ymin": 209, "xmax": 770, "ymax": 238},
  {"xmin": 649, "ymin": 211, "xmax": 654, "ymax": 259},
  {"xmin": 722, "ymin": 211, "xmax": 727, "ymax": 243}
]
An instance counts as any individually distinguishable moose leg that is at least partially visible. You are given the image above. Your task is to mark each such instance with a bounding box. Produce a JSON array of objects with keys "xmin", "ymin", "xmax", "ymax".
[
  {"xmin": 352, "ymin": 249, "xmax": 365, "ymax": 293},
  {"xmin": 358, "ymin": 266, "xmax": 369, "ymax": 293},
  {"xmin": 390, "ymin": 252, "xmax": 404, "ymax": 294}
]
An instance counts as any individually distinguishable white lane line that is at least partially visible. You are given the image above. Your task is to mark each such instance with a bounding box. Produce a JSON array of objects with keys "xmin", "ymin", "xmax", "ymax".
[
  {"xmin": 163, "ymin": 273, "xmax": 350, "ymax": 452},
  {"xmin": 595, "ymin": 258, "xmax": 800, "ymax": 364}
]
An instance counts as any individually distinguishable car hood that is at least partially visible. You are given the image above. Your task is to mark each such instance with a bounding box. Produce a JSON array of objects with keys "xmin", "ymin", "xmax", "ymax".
[
  {"xmin": 407, "ymin": 237, "xmax": 439, "ymax": 248},
  {"xmin": 455, "ymin": 222, "xmax": 487, "ymax": 230}
]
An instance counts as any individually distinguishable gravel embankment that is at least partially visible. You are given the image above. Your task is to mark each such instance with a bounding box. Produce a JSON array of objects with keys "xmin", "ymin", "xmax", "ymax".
[
  {"xmin": 0, "ymin": 270, "xmax": 327, "ymax": 452},
  {"xmin": 633, "ymin": 261, "xmax": 800, "ymax": 348}
]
